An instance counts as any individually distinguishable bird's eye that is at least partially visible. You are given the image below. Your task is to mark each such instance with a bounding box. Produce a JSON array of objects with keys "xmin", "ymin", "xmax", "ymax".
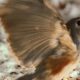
[
  {"xmin": 76, "ymin": 19, "xmax": 80, "ymax": 27},
  {"xmin": 77, "ymin": 19, "xmax": 80, "ymax": 26}
]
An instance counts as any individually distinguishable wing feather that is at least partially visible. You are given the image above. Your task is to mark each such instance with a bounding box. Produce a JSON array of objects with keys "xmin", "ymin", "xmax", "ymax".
[{"xmin": 1, "ymin": 0, "xmax": 60, "ymax": 66}]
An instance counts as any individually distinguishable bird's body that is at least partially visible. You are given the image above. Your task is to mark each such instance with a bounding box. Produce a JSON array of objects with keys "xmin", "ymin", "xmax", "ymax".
[{"xmin": 0, "ymin": 0, "xmax": 79, "ymax": 80}]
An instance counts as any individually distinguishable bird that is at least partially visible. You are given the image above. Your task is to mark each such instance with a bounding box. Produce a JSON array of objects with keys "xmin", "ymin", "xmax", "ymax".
[{"xmin": 0, "ymin": 0, "xmax": 79, "ymax": 80}]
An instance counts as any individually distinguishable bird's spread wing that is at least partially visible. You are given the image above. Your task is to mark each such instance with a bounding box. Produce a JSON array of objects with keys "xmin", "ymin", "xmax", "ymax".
[{"xmin": 1, "ymin": 0, "xmax": 62, "ymax": 65}]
